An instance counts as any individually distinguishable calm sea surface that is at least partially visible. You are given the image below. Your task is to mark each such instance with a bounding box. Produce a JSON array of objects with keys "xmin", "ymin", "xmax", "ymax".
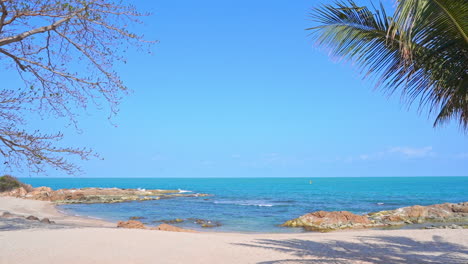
[{"xmin": 20, "ymin": 177, "xmax": 468, "ymax": 233}]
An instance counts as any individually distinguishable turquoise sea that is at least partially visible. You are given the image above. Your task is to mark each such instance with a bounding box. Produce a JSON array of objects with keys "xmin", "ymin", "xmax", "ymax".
[{"xmin": 20, "ymin": 177, "xmax": 468, "ymax": 233}]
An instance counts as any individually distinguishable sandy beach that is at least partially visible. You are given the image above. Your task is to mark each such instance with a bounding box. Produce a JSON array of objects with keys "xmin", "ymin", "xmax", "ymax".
[{"xmin": 0, "ymin": 197, "xmax": 467, "ymax": 264}]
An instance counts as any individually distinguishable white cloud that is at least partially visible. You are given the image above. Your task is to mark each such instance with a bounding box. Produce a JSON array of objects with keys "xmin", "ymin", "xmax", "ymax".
[
  {"xmin": 389, "ymin": 146, "xmax": 434, "ymax": 158},
  {"xmin": 345, "ymin": 146, "xmax": 435, "ymax": 163}
]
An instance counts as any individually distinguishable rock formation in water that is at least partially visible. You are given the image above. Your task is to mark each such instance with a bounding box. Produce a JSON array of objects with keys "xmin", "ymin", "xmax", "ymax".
[
  {"xmin": 117, "ymin": 220, "xmax": 147, "ymax": 229},
  {"xmin": 282, "ymin": 202, "xmax": 468, "ymax": 232},
  {"xmin": 367, "ymin": 202, "xmax": 468, "ymax": 224},
  {"xmin": 0, "ymin": 185, "xmax": 209, "ymax": 204},
  {"xmin": 154, "ymin": 218, "xmax": 222, "ymax": 228},
  {"xmin": 116, "ymin": 220, "xmax": 195, "ymax": 232},
  {"xmin": 282, "ymin": 211, "xmax": 372, "ymax": 231}
]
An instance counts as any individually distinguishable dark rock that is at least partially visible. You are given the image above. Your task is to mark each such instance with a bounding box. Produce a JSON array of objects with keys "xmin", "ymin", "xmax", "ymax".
[
  {"xmin": 201, "ymin": 223, "xmax": 217, "ymax": 228},
  {"xmin": 155, "ymin": 218, "xmax": 184, "ymax": 224},
  {"xmin": 0, "ymin": 211, "xmax": 15, "ymax": 218},
  {"xmin": 188, "ymin": 218, "xmax": 222, "ymax": 228},
  {"xmin": 25, "ymin": 215, "xmax": 39, "ymax": 221},
  {"xmin": 40, "ymin": 218, "xmax": 54, "ymax": 224}
]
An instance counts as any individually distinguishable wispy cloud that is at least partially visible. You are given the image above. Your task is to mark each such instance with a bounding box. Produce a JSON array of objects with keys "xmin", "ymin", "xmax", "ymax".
[
  {"xmin": 345, "ymin": 146, "xmax": 435, "ymax": 163},
  {"xmin": 389, "ymin": 146, "xmax": 435, "ymax": 158}
]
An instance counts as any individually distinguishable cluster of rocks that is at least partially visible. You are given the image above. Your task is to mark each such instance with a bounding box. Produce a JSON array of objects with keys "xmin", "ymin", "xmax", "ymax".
[
  {"xmin": 0, "ymin": 186, "xmax": 209, "ymax": 204},
  {"xmin": 156, "ymin": 218, "xmax": 184, "ymax": 224},
  {"xmin": 116, "ymin": 220, "xmax": 196, "ymax": 232},
  {"xmin": 154, "ymin": 218, "xmax": 222, "ymax": 228},
  {"xmin": 282, "ymin": 202, "xmax": 468, "ymax": 232},
  {"xmin": 1, "ymin": 211, "xmax": 55, "ymax": 225},
  {"xmin": 190, "ymin": 218, "xmax": 222, "ymax": 228},
  {"xmin": 0, "ymin": 211, "xmax": 63, "ymax": 231},
  {"xmin": 424, "ymin": 224, "xmax": 467, "ymax": 230}
]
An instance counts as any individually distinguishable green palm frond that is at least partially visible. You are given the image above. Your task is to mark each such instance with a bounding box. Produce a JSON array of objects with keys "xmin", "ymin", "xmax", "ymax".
[{"xmin": 309, "ymin": 0, "xmax": 468, "ymax": 132}]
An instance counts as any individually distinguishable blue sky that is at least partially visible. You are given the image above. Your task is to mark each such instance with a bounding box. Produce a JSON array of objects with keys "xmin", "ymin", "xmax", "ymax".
[{"xmin": 4, "ymin": 0, "xmax": 468, "ymax": 177}]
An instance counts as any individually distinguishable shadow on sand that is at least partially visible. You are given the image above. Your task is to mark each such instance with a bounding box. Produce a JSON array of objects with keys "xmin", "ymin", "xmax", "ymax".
[{"xmin": 234, "ymin": 234, "xmax": 468, "ymax": 264}]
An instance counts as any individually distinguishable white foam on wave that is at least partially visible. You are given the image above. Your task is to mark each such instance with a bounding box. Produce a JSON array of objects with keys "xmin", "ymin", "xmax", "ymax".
[
  {"xmin": 377, "ymin": 202, "xmax": 384, "ymax": 205},
  {"xmin": 213, "ymin": 200, "xmax": 275, "ymax": 207},
  {"xmin": 137, "ymin": 188, "xmax": 146, "ymax": 191},
  {"xmin": 178, "ymin": 189, "xmax": 192, "ymax": 193}
]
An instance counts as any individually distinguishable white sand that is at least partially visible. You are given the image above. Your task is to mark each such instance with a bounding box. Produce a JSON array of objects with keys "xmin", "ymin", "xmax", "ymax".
[{"xmin": 1, "ymin": 197, "xmax": 467, "ymax": 264}]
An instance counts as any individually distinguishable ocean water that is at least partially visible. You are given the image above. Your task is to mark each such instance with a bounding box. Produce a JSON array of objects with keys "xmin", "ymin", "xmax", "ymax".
[{"xmin": 20, "ymin": 177, "xmax": 468, "ymax": 233}]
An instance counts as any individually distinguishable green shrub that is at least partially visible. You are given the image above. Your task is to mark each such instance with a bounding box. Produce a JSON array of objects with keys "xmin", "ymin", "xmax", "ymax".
[
  {"xmin": 0, "ymin": 175, "xmax": 21, "ymax": 192},
  {"xmin": 0, "ymin": 175, "xmax": 33, "ymax": 192}
]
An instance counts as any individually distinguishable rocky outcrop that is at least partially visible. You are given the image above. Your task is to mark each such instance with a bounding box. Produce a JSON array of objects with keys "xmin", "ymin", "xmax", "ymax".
[
  {"xmin": 282, "ymin": 211, "xmax": 373, "ymax": 231},
  {"xmin": 26, "ymin": 215, "xmax": 40, "ymax": 221},
  {"xmin": 155, "ymin": 218, "xmax": 222, "ymax": 228},
  {"xmin": 154, "ymin": 223, "xmax": 195, "ymax": 232},
  {"xmin": 189, "ymin": 218, "xmax": 222, "ymax": 228},
  {"xmin": 367, "ymin": 202, "xmax": 468, "ymax": 225},
  {"xmin": 425, "ymin": 224, "xmax": 468, "ymax": 229},
  {"xmin": 156, "ymin": 218, "xmax": 185, "ymax": 224},
  {"xmin": 39, "ymin": 218, "xmax": 55, "ymax": 224},
  {"xmin": 282, "ymin": 202, "xmax": 468, "ymax": 232},
  {"xmin": 116, "ymin": 221, "xmax": 195, "ymax": 232},
  {"xmin": 0, "ymin": 211, "xmax": 16, "ymax": 218},
  {"xmin": 0, "ymin": 186, "xmax": 210, "ymax": 204},
  {"xmin": 1, "ymin": 212, "xmax": 55, "ymax": 225},
  {"xmin": 4, "ymin": 187, "xmax": 29, "ymax": 197},
  {"xmin": 27, "ymin": 187, "xmax": 53, "ymax": 200},
  {"xmin": 117, "ymin": 220, "xmax": 147, "ymax": 229}
]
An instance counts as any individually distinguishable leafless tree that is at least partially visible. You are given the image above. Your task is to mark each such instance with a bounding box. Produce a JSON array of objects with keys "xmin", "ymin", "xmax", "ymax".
[{"xmin": 0, "ymin": 0, "xmax": 153, "ymax": 175}]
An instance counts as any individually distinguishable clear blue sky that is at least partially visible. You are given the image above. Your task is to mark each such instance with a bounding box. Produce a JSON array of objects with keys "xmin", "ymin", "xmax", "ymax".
[{"xmin": 5, "ymin": 0, "xmax": 468, "ymax": 177}]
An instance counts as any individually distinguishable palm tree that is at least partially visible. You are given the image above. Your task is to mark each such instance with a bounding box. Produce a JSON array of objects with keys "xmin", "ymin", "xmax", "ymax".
[{"xmin": 309, "ymin": 0, "xmax": 467, "ymax": 131}]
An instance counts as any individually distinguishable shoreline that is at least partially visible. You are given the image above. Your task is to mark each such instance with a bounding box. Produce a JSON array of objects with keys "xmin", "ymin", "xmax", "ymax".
[
  {"xmin": 0, "ymin": 197, "xmax": 114, "ymax": 228},
  {"xmin": 1, "ymin": 196, "xmax": 467, "ymax": 234},
  {"xmin": 1, "ymin": 197, "xmax": 468, "ymax": 263}
]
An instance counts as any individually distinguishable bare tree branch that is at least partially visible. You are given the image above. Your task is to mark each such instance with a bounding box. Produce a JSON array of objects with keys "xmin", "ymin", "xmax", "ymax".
[
  {"xmin": 0, "ymin": 0, "xmax": 154, "ymax": 175},
  {"xmin": 0, "ymin": 9, "xmax": 84, "ymax": 47}
]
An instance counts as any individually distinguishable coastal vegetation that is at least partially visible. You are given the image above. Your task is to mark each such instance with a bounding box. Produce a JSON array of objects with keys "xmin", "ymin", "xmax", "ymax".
[
  {"xmin": 0, "ymin": 175, "xmax": 31, "ymax": 192},
  {"xmin": 0, "ymin": 0, "xmax": 153, "ymax": 175},
  {"xmin": 309, "ymin": 0, "xmax": 467, "ymax": 131}
]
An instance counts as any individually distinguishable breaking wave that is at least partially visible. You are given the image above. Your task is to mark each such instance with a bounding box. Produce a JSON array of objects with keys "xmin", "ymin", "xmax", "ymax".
[{"xmin": 213, "ymin": 200, "xmax": 286, "ymax": 207}]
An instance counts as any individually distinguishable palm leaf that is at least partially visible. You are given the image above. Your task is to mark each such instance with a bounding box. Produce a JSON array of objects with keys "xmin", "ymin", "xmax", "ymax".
[{"xmin": 309, "ymin": 0, "xmax": 468, "ymax": 132}]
